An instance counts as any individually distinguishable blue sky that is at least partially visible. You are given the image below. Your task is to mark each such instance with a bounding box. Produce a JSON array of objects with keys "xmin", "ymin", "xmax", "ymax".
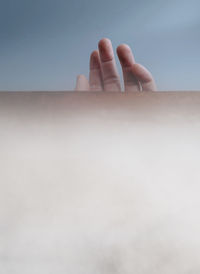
[{"xmin": 0, "ymin": 0, "xmax": 200, "ymax": 91}]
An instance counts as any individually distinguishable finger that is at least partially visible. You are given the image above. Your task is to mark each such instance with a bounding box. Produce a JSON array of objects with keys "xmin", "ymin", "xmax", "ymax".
[
  {"xmin": 131, "ymin": 63, "xmax": 157, "ymax": 91},
  {"xmin": 74, "ymin": 74, "xmax": 90, "ymax": 91},
  {"xmin": 98, "ymin": 38, "xmax": 121, "ymax": 91},
  {"xmin": 89, "ymin": 50, "xmax": 103, "ymax": 91},
  {"xmin": 116, "ymin": 44, "xmax": 140, "ymax": 92}
]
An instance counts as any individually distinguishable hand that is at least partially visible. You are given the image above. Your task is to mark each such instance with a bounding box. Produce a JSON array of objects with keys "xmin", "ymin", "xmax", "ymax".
[{"xmin": 75, "ymin": 38, "xmax": 157, "ymax": 92}]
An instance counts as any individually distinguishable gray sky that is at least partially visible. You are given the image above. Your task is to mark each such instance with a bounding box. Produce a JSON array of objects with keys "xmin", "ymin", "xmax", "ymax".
[{"xmin": 0, "ymin": 0, "xmax": 200, "ymax": 91}]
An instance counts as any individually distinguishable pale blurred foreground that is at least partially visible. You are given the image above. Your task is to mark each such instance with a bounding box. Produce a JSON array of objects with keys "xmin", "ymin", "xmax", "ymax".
[{"xmin": 0, "ymin": 91, "xmax": 200, "ymax": 274}]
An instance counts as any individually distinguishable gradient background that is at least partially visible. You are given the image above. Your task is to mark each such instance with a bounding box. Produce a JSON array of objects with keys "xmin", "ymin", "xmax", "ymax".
[{"xmin": 0, "ymin": 0, "xmax": 200, "ymax": 91}]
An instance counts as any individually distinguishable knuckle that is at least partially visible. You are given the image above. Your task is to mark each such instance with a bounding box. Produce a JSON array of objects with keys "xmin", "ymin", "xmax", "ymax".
[{"xmin": 103, "ymin": 75, "xmax": 120, "ymax": 85}]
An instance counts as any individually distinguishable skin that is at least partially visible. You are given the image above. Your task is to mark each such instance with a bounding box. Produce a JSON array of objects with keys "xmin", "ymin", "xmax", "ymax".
[{"xmin": 75, "ymin": 38, "xmax": 157, "ymax": 92}]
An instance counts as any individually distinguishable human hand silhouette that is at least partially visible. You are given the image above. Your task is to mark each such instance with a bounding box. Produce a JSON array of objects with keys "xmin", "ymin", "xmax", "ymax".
[{"xmin": 75, "ymin": 38, "xmax": 157, "ymax": 92}]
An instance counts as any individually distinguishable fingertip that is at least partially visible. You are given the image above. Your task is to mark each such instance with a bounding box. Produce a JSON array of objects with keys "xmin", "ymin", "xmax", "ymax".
[
  {"xmin": 132, "ymin": 63, "xmax": 153, "ymax": 83},
  {"xmin": 116, "ymin": 44, "xmax": 135, "ymax": 67},
  {"xmin": 90, "ymin": 50, "xmax": 99, "ymax": 57},
  {"xmin": 90, "ymin": 50, "xmax": 97, "ymax": 60},
  {"xmin": 98, "ymin": 38, "xmax": 114, "ymax": 62},
  {"xmin": 75, "ymin": 74, "xmax": 90, "ymax": 91},
  {"xmin": 77, "ymin": 74, "xmax": 84, "ymax": 79},
  {"xmin": 116, "ymin": 43, "xmax": 131, "ymax": 55},
  {"xmin": 98, "ymin": 37, "xmax": 111, "ymax": 48},
  {"xmin": 90, "ymin": 50, "xmax": 100, "ymax": 69}
]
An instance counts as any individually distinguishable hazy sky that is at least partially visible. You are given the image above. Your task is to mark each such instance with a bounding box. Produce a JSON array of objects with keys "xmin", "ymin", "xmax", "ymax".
[{"xmin": 0, "ymin": 0, "xmax": 200, "ymax": 91}]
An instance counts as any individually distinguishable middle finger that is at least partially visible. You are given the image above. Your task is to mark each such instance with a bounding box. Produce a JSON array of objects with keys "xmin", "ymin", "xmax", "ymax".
[{"xmin": 98, "ymin": 38, "xmax": 121, "ymax": 91}]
